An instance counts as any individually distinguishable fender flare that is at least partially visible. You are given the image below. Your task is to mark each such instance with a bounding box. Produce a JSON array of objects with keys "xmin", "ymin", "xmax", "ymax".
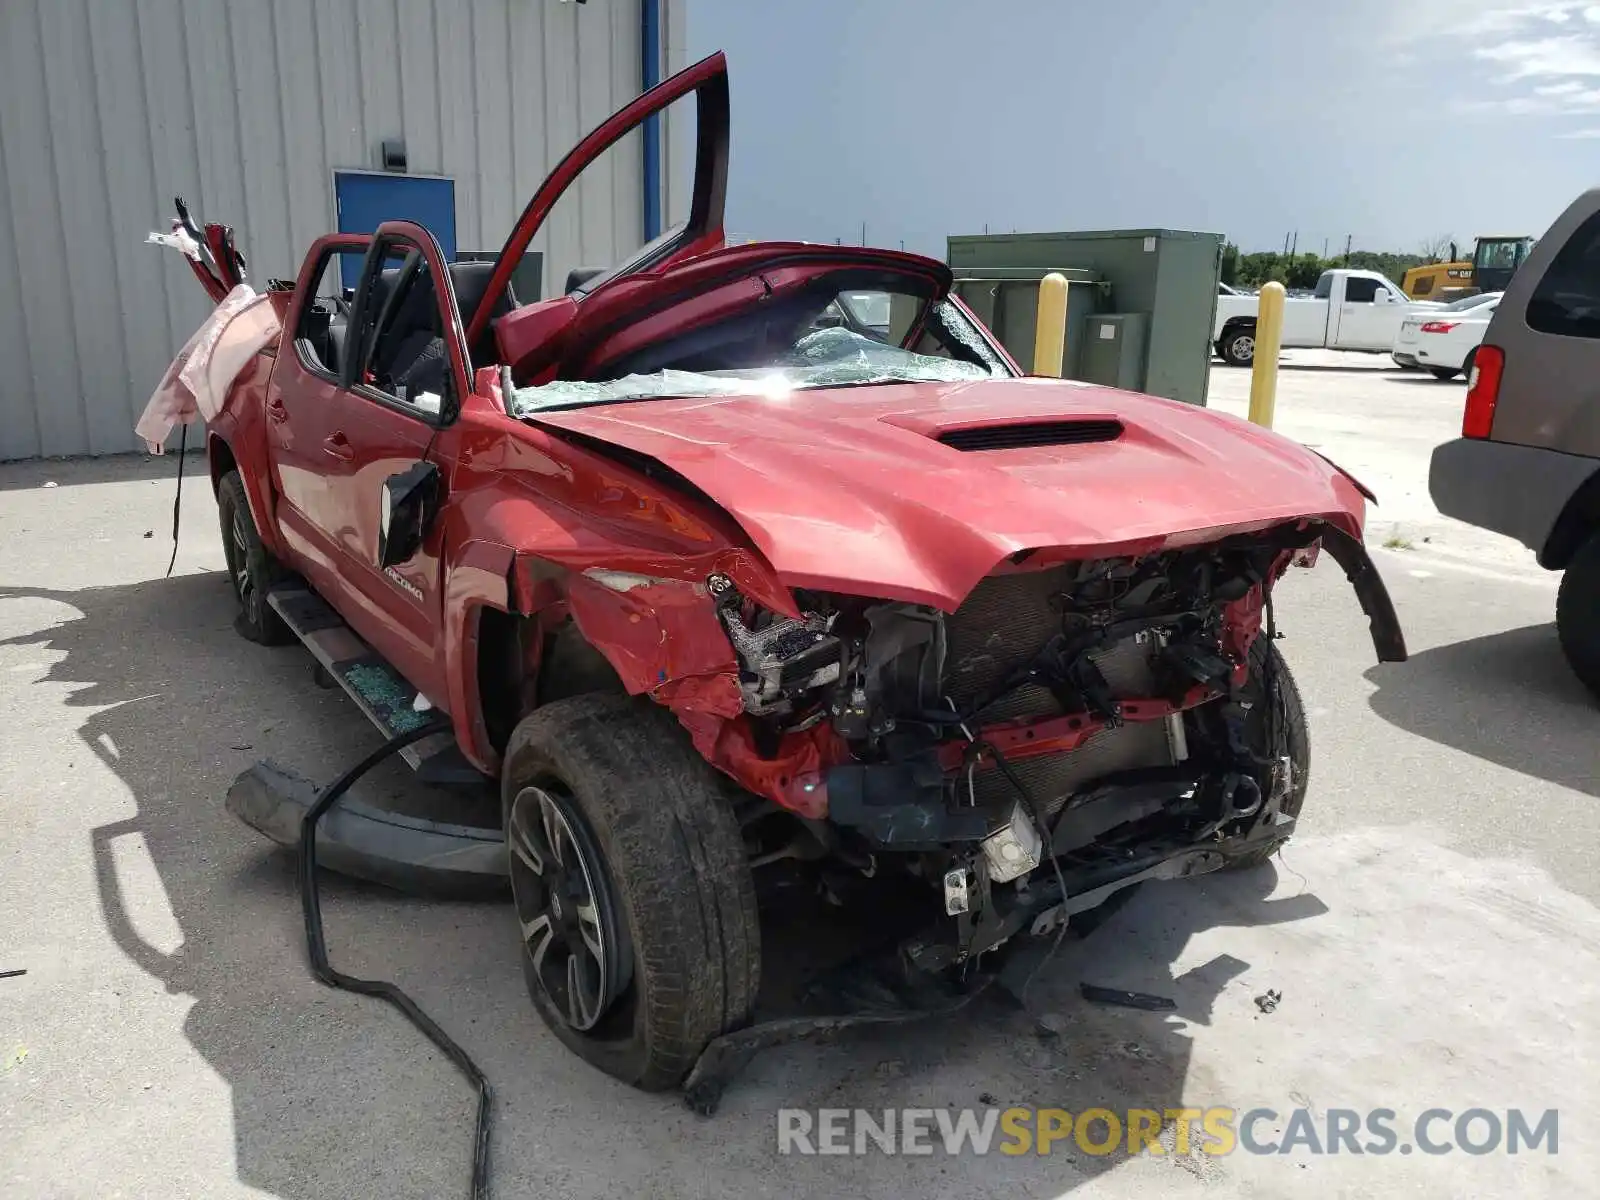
[
  {"xmin": 440, "ymin": 536, "xmax": 519, "ymax": 773},
  {"xmin": 1319, "ymin": 525, "xmax": 1407, "ymax": 663},
  {"xmin": 1540, "ymin": 464, "xmax": 1600, "ymax": 570}
]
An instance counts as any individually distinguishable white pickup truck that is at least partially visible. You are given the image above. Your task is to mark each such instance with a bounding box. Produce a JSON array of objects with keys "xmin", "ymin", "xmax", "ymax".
[{"xmin": 1213, "ymin": 270, "xmax": 1444, "ymax": 366}]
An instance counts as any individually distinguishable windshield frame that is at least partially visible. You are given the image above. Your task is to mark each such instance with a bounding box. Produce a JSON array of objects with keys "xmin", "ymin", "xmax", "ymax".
[{"xmin": 508, "ymin": 294, "xmax": 1015, "ymax": 417}]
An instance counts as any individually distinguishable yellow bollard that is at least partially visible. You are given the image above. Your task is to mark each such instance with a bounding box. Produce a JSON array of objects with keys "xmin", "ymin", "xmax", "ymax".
[
  {"xmin": 1033, "ymin": 272, "xmax": 1069, "ymax": 376},
  {"xmin": 1247, "ymin": 281, "xmax": 1286, "ymax": 428}
]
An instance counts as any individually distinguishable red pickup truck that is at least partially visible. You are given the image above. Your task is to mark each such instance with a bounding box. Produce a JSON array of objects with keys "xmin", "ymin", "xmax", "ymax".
[{"xmin": 195, "ymin": 52, "xmax": 1404, "ymax": 1092}]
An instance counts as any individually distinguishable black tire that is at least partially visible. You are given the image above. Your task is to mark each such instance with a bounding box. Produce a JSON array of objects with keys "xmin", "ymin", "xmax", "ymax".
[
  {"xmin": 1556, "ymin": 532, "xmax": 1600, "ymax": 702},
  {"xmin": 1222, "ymin": 638, "xmax": 1310, "ymax": 870},
  {"xmin": 216, "ymin": 470, "xmax": 290, "ymax": 645},
  {"xmin": 1460, "ymin": 347, "xmax": 1478, "ymax": 381},
  {"xmin": 500, "ymin": 694, "xmax": 760, "ymax": 1090},
  {"xmin": 1429, "ymin": 367, "xmax": 1461, "ymax": 381},
  {"xmin": 1219, "ymin": 325, "xmax": 1256, "ymax": 367}
]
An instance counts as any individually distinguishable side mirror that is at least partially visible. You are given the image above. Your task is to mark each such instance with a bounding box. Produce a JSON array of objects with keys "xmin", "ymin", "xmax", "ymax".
[{"xmin": 378, "ymin": 461, "xmax": 441, "ymax": 568}]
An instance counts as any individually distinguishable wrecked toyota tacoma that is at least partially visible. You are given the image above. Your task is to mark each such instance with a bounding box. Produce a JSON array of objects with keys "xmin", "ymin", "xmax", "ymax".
[{"xmin": 180, "ymin": 52, "xmax": 1405, "ymax": 1092}]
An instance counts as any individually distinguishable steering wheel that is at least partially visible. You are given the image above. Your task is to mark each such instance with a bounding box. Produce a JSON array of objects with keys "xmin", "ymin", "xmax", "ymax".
[{"xmin": 355, "ymin": 248, "xmax": 423, "ymax": 383}]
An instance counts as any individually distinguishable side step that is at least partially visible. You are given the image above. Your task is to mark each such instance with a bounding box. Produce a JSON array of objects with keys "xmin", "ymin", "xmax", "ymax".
[
  {"xmin": 226, "ymin": 759, "xmax": 507, "ymax": 896},
  {"xmin": 266, "ymin": 583, "xmax": 487, "ymax": 786}
]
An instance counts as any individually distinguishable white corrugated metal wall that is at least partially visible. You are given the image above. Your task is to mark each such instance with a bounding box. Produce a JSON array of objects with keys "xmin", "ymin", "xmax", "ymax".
[{"xmin": 0, "ymin": 0, "xmax": 684, "ymax": 460}]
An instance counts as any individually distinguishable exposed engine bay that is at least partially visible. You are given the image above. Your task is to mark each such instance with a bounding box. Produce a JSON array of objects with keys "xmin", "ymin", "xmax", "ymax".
[{"xmin": 710, "ymin": 524, "xmax": 1323, "ymax": 967}]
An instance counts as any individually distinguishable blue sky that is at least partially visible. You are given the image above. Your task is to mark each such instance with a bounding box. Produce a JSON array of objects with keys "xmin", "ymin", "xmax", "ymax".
[{"xmin": 683, "ymin": 0, "xmax": 1600, "ymax": 257}]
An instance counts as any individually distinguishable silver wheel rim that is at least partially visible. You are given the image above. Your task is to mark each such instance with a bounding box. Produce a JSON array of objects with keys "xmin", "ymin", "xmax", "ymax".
[
  {"xmin": 507, "ymin": 785, "xmax": 625, "ymax": 1032},
  {"xmin": 1234, "ymin": 334, "xmax": 1254, "ymax": 360},
  {"xmin": 231, "ymin": 509, "xmax": 254, "ymax": 608}
]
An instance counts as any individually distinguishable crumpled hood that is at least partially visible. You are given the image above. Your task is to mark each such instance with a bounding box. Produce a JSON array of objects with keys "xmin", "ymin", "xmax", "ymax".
[{"xmin": 528, "ymin": 376, "xmax": 1368, "ymax": 609}]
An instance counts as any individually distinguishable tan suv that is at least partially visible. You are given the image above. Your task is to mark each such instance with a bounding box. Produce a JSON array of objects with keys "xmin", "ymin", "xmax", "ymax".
[{"xmin": 1429, "ymin": 188, "xmax": 1600, "ymax": 700}]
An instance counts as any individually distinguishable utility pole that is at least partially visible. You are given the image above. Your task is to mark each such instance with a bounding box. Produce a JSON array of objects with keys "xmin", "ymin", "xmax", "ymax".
[
  {"xmin": 1290, "ymin": 231, "xmax": 1298, "ymax": 258},
  {"xmin": 1343, "ymin": 234, "xmax": 1352, "ymax": 265},
  {"xmin": 1322, "ymin": 237, "xmax": 1328, "ymax": 258},
  {"xmin": 1282, "ymin": 232, "xmax": 1291, "ymax": 257},
  {"xmin": 861, "ymin": 221, "xmax": 867, "ymax": 246}
]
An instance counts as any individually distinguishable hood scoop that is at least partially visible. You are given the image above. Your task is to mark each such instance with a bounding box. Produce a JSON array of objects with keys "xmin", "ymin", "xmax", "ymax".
[{"xmin": 935, "ymin": 419, "xmax": 1124, "ymax": 452}]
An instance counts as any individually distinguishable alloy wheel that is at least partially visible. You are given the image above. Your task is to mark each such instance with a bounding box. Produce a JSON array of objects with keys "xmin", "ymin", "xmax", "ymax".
[
  {"xmin": 230, "ymin": 509, "xmax": 255, "ymax": 609},
  {"xmin": 507, "ymin": 784, "xmax": 632, "ymax": 1032}
]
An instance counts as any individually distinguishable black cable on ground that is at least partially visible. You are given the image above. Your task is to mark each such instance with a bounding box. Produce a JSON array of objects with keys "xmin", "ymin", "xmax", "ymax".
[
  {"xmin": 298, "ymin": 719, "xmax": 494, "ymax": 1200},
  {"xmin": 165, "ymin": 424, "xmax": 186, "ymax": 579}
]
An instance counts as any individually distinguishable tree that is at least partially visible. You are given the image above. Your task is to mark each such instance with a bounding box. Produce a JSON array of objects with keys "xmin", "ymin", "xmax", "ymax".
[
  {"xmin": 1417, "ymin": 233, "xmax": 1459, "ymax": 264},
  {"xmin": 1220, "ymin": 242, "xmax": 1240, "ymax": 286},
  {"xmin": 1284, "ymin": 253, "xmax": 1324, "ymax": 289},
  {"xmin": 1221, "ymin": 240, "xmax": 1441, "ymax": 290}
]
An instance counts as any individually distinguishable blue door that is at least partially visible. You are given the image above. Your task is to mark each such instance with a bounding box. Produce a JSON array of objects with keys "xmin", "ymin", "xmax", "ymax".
[{"xmin": 333, "ymin": 172, "xmax": 456, "ymax": 287}]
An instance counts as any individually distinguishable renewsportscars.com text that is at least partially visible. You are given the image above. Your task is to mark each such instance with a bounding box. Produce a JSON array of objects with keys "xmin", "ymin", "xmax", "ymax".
[{"xmin": 776, "ymin": 1106, "xmax": 1559, "ymax": 1158}]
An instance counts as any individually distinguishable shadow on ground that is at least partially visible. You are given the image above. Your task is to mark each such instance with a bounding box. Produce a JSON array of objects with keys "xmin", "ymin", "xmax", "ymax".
[
  {"xmin": 0, "ymin": 449, "xmax": 195, "ymax": 491},
  {"xmin": 1365, "ymin": 623, "xmax": 1597, "ymax": 799},
  {"xmin": 3, "ymin": 571, "xmax": 1332, "ymax": 1198}
]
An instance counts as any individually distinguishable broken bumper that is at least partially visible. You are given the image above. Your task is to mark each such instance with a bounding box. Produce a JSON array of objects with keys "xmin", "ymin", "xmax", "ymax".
[
  {"xmin": 226, "ymin": 760, "xmax": 508, "ymax": 896},
  {"xmin": 904, "ymin": 810, "xmax": 1297, "ymax": 975}
]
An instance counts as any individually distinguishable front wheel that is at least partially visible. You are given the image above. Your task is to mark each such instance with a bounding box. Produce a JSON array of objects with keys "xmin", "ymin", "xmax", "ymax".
[
  {"xmin": 501, "ymin": 694, "xmax": 760, "ymax": 1090},
  {"xmin": 1556, "ymin": 532, "xmax": 1600, "ymax": 702},
  {"xmin": 1219, "ymin": 326, "xmax": 1256, "ymax": 367},
  {"xmin": 1221, "ymin": 637, "xmax": 1310, "ymax": 869}
]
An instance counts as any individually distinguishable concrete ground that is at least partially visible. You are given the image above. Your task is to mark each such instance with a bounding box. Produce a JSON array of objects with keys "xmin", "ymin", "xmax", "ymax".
[{"xmin": 3, "ymin": 361, "xmax": 1597, "ymax": 1198}]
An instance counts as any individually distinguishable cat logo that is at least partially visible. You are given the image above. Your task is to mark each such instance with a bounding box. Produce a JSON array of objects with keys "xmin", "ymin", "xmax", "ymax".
[{"xmin": 384, "ymin": 566, "xmax": 423, "ymax": 602}]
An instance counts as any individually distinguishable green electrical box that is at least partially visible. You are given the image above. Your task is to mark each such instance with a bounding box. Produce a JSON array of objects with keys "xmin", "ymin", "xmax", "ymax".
[
  {"xmin": 946, "ymin": 228, "xmax": 1223, "ymax": 406},
  {"xmin": 950, "ymin": 267, "xmax": 1104, "ymax": 377},
  {"xmin": 1080, "ymin": 313, "xmax": 1148, "ymax": 392}
]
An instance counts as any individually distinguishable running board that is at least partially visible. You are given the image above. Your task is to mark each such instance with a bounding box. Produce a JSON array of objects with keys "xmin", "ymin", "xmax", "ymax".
[
  {"xmin": 226, "ymin": 759, "xmax": 506, "ymax": 896},
  {"xmin": 266, "ymin": 583, "xmax": 487, "ymax": 786}
]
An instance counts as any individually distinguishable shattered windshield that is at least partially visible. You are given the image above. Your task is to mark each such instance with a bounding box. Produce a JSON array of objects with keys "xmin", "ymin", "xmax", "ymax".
[{"xmin": 510, "ymin": 292, "xmax": 1010, "ymax": 416}]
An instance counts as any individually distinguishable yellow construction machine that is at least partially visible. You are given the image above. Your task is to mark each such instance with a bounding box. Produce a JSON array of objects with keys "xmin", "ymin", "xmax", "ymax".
[{"xmin": 1402, "ymin": 235, "xmax": 1535, "ymax": 300}]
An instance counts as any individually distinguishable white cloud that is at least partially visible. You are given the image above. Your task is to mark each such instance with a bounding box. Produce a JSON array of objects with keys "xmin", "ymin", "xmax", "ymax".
[
  {"xmin": 1391, "ymin": 2, "xmax": 1600, "ymax": 120},
  {"xmin": 1390, "ymin": 1, "xmax": 1600, "ymax": 42},
  {"xmin": 1460, "ymin": 83, "xmax": 1600, "ymax": 113},
  {"xmin": 1475, "ymin": 35, "xmax": 1600, "ymax": 79},
  {"xmin": 1555, "ymin": 125, "xmax": 1600, "ymax": 134},
  {"xmin": 1447, "ymin": 2, "xmax": 1590, "ymax": 37}
]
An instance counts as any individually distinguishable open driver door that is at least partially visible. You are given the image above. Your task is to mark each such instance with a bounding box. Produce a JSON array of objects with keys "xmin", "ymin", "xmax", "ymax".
[{"xmin": 466, "ymin": 51, "xmax": 730, "ymax": 354}]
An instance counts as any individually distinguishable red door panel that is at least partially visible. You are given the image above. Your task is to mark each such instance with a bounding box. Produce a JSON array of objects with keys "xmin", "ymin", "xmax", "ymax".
[
  {"xmin": 269, "ymin": 341, "xmax": 357, "ymax": 588},
  {"xmin": 322, "ymin": 396, "xmax": 446, "ymax": 701},
  {"xmin": 268, "ymin": 233, "xmax": 373, "ymax": 601}
]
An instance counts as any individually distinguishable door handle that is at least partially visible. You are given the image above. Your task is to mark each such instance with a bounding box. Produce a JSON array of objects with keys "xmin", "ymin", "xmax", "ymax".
[
  {"xmin": 266, "ymin": 397, "xmax": 289, "ymax": 423},
  {"xmin": 322, "ymin": 431, "xmax": 355, "ymax": 461}
]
